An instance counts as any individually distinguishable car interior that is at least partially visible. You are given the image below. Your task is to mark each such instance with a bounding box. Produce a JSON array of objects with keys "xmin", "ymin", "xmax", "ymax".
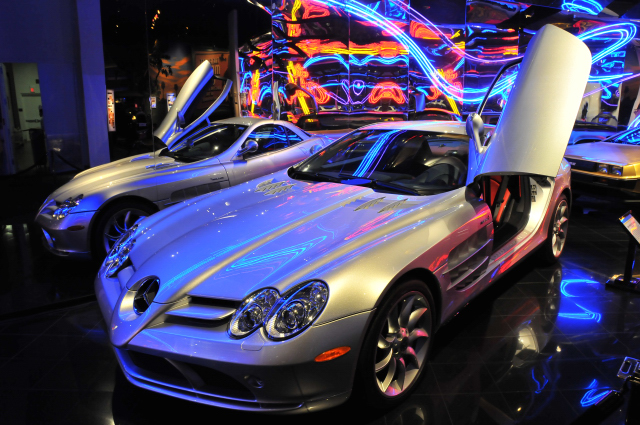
[
  {"xmin": 301, "ymin": 130, "xmax": 471, "ymax": 195},
  {"xmin": 480, "ymin": 175, "xmax": 532, "ymax": 250},
  {"xmin": 162, "ymin": 124, "xmax": 248, "ymax": 162}
]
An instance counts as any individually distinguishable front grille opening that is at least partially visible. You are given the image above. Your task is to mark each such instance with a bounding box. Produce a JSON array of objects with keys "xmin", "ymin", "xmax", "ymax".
[
  {"xmin": 164, "ymin": 316, "xmax": 229, "ymax": 328},
  {"xmin": 164, "ymin": 296, "xmax": 240, "ymax": 328},
  {"xmin": 187, "ymin": 363, "xmax": 255, "ymax": 400},
  {"xmin": 128, "ymin": 351, "xmax": 190, "ymax": 388},
  {"xmin": 189, "ymin": 296, "xmax": 241, "ymax": 309},
  {"xmin": 569, "ymin": 159, "xmax": 598, "ymax": 172},
  {"xmin": 126, "ymin": 350, "xmax": 254, "ymax": 401}
]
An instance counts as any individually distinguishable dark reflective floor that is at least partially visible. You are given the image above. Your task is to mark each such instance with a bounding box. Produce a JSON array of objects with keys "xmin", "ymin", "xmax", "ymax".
[
  {"xmin": 0, "ymin": 171, "xmax": 98, "ymax": 317},
  {"xmin": 0, "ymin": 140, "xmax": 160, "ymax": 317},
  {"xmin": 1, "ymin": 195, "xmax": 639, "ymax": 424}
]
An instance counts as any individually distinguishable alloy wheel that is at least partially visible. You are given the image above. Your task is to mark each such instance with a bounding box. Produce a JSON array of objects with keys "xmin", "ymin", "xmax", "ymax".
[
  {"xmin": 374, "ymin": 291, "xmax": 432, "ymax": 396},
  {"xmin": 551, "ymin": 200, "xmax": 569, "ymax": 257},
  {"xmin": 102, "ymin": 208, "xmax": 147, "ymax": 253}
]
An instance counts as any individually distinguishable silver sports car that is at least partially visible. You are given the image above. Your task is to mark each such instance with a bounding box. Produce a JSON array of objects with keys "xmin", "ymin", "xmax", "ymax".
[
  {"xmin": 36, "ymin": 61, "xmax": 330, "ymax": 259},
  {"xmin": 95, "ymin": 25, "xmax": 590, "ymax": 413}
]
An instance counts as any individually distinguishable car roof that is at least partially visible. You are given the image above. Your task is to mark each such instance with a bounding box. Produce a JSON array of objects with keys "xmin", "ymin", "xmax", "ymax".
[
  {"xmin": 359, "ymin": 120, "xmax": 467, "ymax": 135},
  {"xmin": 214, "ymin": 117, "xmax": 268, "ymax": 126},
  {"xmin": 214, "ymin": 117, "xmax": 296, "ymax": 127},
  {"xmin": 213, "ymin": 117, "xmax": 468, "ymax": 139}
]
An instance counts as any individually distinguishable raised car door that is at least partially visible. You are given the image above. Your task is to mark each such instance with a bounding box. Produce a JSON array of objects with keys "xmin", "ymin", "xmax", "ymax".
[
  {"xmin": 225, "ymin": 124, "xmax": 302, "ymax": 185},
  {"xmin": 155, "ymin": 60, "xmax": 232, "ymax": 151},
  {"xmin": 467, "ymin": 24, "xmax": 592, "ymax": 182}
]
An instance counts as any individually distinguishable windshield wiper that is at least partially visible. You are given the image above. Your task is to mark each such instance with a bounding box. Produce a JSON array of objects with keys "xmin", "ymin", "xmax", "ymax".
[
  {"xmin": 292, "ymin": 170, "xmax": 421, "ymax": 195},
  {"xmin": 290, "ymin": 169, "xmax": 342, "ymax": 183},
  {"xmin": 367, "ymin": 180, "xmax": 421, "ymax": 196},
  {"xmin": 339, "ymin": 175, "xmax": 421, "ymax": 196}
]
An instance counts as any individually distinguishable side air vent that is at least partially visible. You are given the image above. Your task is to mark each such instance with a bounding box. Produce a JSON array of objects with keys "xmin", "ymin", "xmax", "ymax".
[
  {"xmin": 169, "ymin": 182, "xmax": 222, "ymax": 204},
  {"xmin": 446, "ymin": 228, "xmax": 492, "ymax": 290}
]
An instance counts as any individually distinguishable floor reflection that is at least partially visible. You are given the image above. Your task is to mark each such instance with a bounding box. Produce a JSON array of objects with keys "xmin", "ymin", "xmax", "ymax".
[{"xmin": 0, "ymin": 196, "xmax": 638, "ymax": 424}]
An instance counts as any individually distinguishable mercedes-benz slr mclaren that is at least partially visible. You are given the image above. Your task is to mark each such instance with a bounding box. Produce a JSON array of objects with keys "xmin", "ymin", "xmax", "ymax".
[{"xmin": 96, "ymin": 25, "xmax": 590, "ymax": 413}]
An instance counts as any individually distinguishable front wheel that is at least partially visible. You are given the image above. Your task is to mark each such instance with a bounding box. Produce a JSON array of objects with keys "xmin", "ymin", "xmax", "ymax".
[
  {"xmin": 537, "ymin": 194, "xmax": 569, "ymax": 265},
  {"xmin": 92, "ymin": 200, "xmax": 155, "ymax": 260},
  {"xmin": 355, "ymin": 280, "xmax": 435, "ymax": 409}
]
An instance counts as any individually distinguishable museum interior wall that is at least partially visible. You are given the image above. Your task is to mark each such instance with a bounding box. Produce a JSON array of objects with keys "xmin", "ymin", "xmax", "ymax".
[{"xmin": 0, "ymin": 0, "xmax": 109, "ymax": 175}]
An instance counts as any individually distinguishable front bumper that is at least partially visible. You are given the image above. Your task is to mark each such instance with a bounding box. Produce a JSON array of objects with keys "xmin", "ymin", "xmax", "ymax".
[
  {"xmin": 35, "ymin": 210, "xmax": 95, "ymax": 258},
  {"xmin": 95, "ymin": 273, "xmax": 370, "ymax": 413}
]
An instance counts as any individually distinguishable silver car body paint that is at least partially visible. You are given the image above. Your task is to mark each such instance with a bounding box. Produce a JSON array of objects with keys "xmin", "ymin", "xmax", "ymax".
[
  {"xmin": 36, "ymin": 74, "xmax": 331, "ymax": 258},
  {"xmin": 94, "ymin": 25, "xmax": 588, "ymax": 413}
]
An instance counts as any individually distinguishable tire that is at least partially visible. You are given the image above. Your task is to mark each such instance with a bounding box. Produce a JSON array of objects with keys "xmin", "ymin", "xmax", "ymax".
[
  {"xmin": 354, "ymin": 279, "xmax": 436, "ymax": 410},
  {"xmin": 537, "ymin": 194, "xmax": 569, "ymax": 265},
  {"xmin": 91, "ymin": 199, "xmax": 155, "ymax": 260}
]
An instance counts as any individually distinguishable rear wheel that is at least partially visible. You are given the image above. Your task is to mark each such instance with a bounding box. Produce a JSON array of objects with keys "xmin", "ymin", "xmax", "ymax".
[
  {"xmin": 355, "ymin": 280, "xmax": 435, "ymax": 409},
  {"xmin": 537, "ymin": 194, "xmax": 569, "ymax": 264},
  {"xmin": 91, "ymin": 200, "xmax": 155, "ymax": 260}
]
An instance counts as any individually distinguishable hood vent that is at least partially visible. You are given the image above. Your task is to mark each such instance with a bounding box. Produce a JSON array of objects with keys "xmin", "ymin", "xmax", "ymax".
[
  {"xmin": 354, "ymin": 197, "xmax": 385, "ymax": 211},
  {"xmin": 165, "ymin": 296, "xmax": 239, "ymax": 326},
  {"xmin": 378, "ymin": 198, "xmax": 408, "ymax": 213},
  {"xmin": 255, "ymin": 179, "xmax": 295, "ymax": 196},
  {"xmin": 352, "ymin": 197, "xmax": 410, "ymax": 213}
]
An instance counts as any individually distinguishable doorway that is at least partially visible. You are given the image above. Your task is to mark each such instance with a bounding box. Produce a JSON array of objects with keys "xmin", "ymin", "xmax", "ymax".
[{"xmin": 0, "ymin": 63, "xmax": 44, "ymax": 175}]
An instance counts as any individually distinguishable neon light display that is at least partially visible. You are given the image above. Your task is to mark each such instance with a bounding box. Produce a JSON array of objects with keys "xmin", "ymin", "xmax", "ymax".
[
  {"xmin": 240, "ymin": 0, "xmax": 640, "ymax": 123},
  {"xmin": 562, "ymin": 0, "xmax": 604, "ymax": 16},
  {"xmin": 369, "ymin": 82, "xmax": 405, "ymax": 104}
]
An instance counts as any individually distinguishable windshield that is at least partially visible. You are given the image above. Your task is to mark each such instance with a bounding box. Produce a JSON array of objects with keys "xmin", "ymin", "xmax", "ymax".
[
  {"xmin": 163, "ymin": 124, "xmax": 247, "ymax": 162},
  {"xmin": 607, "ymin": 128, "xmax": 640, "ymax": 145},
  {"xmin": 290, "ymin": 129, "xmax": 469, "ymax": 195}
]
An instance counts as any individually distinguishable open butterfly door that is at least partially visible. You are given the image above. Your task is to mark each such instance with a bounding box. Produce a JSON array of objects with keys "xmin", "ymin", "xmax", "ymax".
[
  {"xmin": 468, "ymin": 24, "xmax": 591, "ymax": 181},
  {"xmin": 153, "ymin": 60, "xmax": 233, "ymax": 150}
]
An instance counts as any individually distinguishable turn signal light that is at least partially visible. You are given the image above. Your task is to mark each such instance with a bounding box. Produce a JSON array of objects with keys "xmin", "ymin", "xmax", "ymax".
[{"xmin": 315, "ymin": 346, "xmax": 351, "ymax": 362}]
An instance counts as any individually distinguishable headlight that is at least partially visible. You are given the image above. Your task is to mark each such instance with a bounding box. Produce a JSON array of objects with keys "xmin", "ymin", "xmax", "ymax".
[
  {"xmin": 52, "ymin": 195, "xmax": 83, "ymax": 219},
  {"xmin": 597, "ymin": 163, "xmax": 609, "ymax": 174},
  {"xmin": 103, "ymin": 223, "xmax": 139, "ymax": 278},
  {"xmin": 612, "ymin": 166, "xmax": 623, "ymax": 177},
  {"xmin": 228, "ymin": 288, "xmax": 279, "ymax": 338},
  {"xmin": 265, "ymin": 281, "xmax": 329, "ymax": 340}
]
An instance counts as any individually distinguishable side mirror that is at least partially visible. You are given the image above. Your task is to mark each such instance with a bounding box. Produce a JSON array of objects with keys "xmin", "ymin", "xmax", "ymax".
[
  {"xmin": 309, "ymin": 144, "xmax": 323, "ymax": 155},
  {"xmin": 466, "ymin": 113, "xmax": 485, "ymax": 152},
  {"xmin": 176, "ymin": 108, "xmax": 186, "ymax": 128},
  {"xmin": 238, "ymin": 139, "xmax": 259, "ymax": 157}
]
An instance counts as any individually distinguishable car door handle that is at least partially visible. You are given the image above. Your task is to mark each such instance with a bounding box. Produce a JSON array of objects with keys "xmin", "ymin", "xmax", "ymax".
[{"xmin": 210, "ymin": 176, "xmax": 225, "ymax": 181}]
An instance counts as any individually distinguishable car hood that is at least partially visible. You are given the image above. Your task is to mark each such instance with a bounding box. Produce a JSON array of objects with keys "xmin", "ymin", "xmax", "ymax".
[
  {"xmin": 129, "ymin": 169, "xmax": 457, "ymax": 304},
  {"xmin": 565, "ymin": 142, "xmax": 640, "ymax": 166},
  {"xmin": 49, "ymin": 153, "xmax": 175, "ymax": 204}
]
